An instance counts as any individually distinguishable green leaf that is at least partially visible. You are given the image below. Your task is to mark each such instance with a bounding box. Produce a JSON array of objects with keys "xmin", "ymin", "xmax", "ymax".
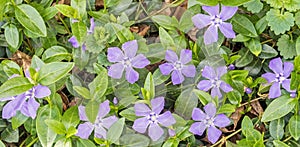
[
  {"xmin": 193, "ymin": 89, "xmax": 212, "ymax": 105},
  {"xmin": 37, "ymin": 62, "xmax": 74, "ymax": 85},
  {"xmin": 12, "ymin": 112, "xmax": 28, "ymax": 130},
  {"xmin": 40, "ymin": 7, "xmax": 58, "ymax": 21},
  {"xmin": 73, "ymin": 47, "xmax": 89, "ymax": 70},
  {"xmin": 2, "ymin": 60, "xmax": 21, "ymax": 77},
  {"xmin": 231, "ymin": 14, "xmax": 258, "ymax": 37},
  {"xmin": 88, "ymin": 66, "xmax": 108, "ymax": 100},
  {"xmin": 159, "ymin": 27, "xmax": 176, "ymax": 50},
  {"xmin": 296, "ymin": 11, "xmax": 300, "ymax": 28},
  {"xmin": 42, "ymin": 46, "xmax": 71, "ymax": 63},
  {"xmin": 273, "ymin": 140, "xmax": 289, "ymax": 147},
  {"xmin": 109, "ymin": 23, "xmax": 134, "ymax": 44},
  {"xmin": 266, "ymin": 9, "xmax": 294, "ymax": 35},
  {"xmin": 217, "ymin": 104, "xmax": 236, "ymax": 114},
  {"xmin": 45, "ymin": 119, "xmax": 66, "ymax": 134},
  {"xmin": 255, "ymin": 16, "xmax": 268, "ymax": 34},
  {"xmin": 76, "ymin": 138, "xmax": 96, "ymax": 147},
  {"xmin": 195, "ymin": 0, "xmax": 218, "ymax": 6},
  {"xmin": 269, "ymin": 118, "xmax": 284, "ymax": 140},
  {"xmin": 62, "ymin": 106, "xmax": 79, "ymax": 130},
  {"xmin": 31, "ymin": 55, "xmax": 45, "ymax": 70},
  {"xmin": 0, "ymin": 77, "xmax": 33, "ymax": 98},
  {"xmin": 228, "ymin": 70, "xmax": 249, "ymax": 80},
  {"xmin": 296, "ymin": 36, "xmax": 300, "ymax": 56},
  {"xmin": 235, "ymin": 48, "xmax": 254, "ymax": 67},
  {"xmin": 85, "ymin": 100, "xmax": 99, "ymax": 123},
  {"xmin": 119, "ymin": 134, "xmax": 150, "ymax": 146},
  {"xmin": 55, "ymin": 4, "xmax": 78, "ymax": 18},
  {"xmin": 221, "ymin": 0, "xmax": 252, "ymax": 6},
  {"xmin": 244, "ymin": 38, "xmax": 262, "ymax": 56},
  {"xmin": 277, "ymin": 34, "xmax": 296, "ymax": 59},
  {"xmin": 265, "ymin": 0, "xmax": 300, "ymax": 11},
  {"xmin": 15, "ymin": 4, "xmax": 47, "ymax": 37},
  {"xmin": 73, "ymin": 86, "xmax": 91, "ymax": 99},
  {"xmin": 4, "ymin": 24, "xmax": 20, "ymax": 49},
  {"xmin": 226, "ymin": 90, "xmax": 242, "ymax": 105},
  {"xmin": 144, "ymin": 72, "xmax": 155, "ymax": 100},
  {"xmin": 179, "ymin": 5, "xmax": 200, "ymax": 33},
  {"xmin": 71, "ymin": 21, "xmax": 87, "ymax": 44},
  {"xmin": 259, "ymin": 44, "xmax": 278, "ymax": 59},
  {"xmin": 243, "ymin": 0, "xmax": 263, "ymax": 13},
  {"xmin": 119, "ymin": 107, "xmax": 137, "ymax": 121},
  {"xmin": 36, "ymin": 105, "xmax": 61, "ymax": 147},
  {"xmin": 232, "ymin": 34, "xmax": 251, "ymax": 42},
  {"xmin": 1, "ymin": 125, "xmax": 19, "ymax": 143},
  {"xmin": 54, "ymin": 138, "xmax": 72, "ymax": 147},
  {"xmin": 261, "ymin": 95, "xmax": 297, "ymax": 122},
  {"xmin": 153, "ymin": 69, "xmax": 170, "ymax": 86},
  {"xmin": 152, "ymin": 15, "xmax": 178, "ymax": 30},
  {"xmin": 175, "ymin": 89, "xmax": 198, "ymax": 119},
  {"xmin": 71, "ymin": 0, "xmax": 87, "ymax": 19},
  {"xmin": 0, "ymin": 0, "xmax": 8, "ymax": 21},
  {"xmin": 107, "ymin": 118, "xmax": 125, "ymax": 144},
  {"xmin": 241, "ymin": 116, "xmax": 254, "ymax": 136},
  {"xmin": 288, "ymin": 115, "xmax": 300, "ymax": 140}
]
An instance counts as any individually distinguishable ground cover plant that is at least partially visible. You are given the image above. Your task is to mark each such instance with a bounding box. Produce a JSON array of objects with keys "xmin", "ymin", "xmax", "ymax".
[{"xmin": 0, "ymin": 0, "xmax": 300, "ymax": 146}]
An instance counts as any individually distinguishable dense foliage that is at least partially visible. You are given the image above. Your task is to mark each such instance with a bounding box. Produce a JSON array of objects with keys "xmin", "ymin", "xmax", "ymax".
[{"xmin": 0, "ymin": 0, "xmax": 300, "ymax": 146}]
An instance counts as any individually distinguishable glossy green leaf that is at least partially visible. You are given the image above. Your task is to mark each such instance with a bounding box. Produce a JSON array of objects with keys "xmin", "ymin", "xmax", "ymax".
[
  {"xmin": 244, "ymin": 38, "xmax": 262, "ymax": 56},
  {"xmin": 255, "ymin": 16, "xmax": 268, "ymax": 34},
  {"xmin": 37, "ymin": 62, "xmax": 74, "ymax": 85},
  {"xmin": 217, "ymin": 104, "xmax": 236, "ymax": 114},
  {"xmin": 12, "ymin": 112, "xmax": 28, "ymax": 130},
  {"xmin": 40, "ymin": 7, "xmax": 58, "ymax": 21},
  {"xmin": 71, "ymin": 0, "xmax": 86, "ymax": 18},
  {"xmin": 15, "ymin": 4, "xmax": 47, "ymax": 37},
  {"xmin": 73, "ymin": 86, "xmax": 91, "ymax": 99},
  {"xmin": 119, "ymin": 107, "xmax": 137, "ymax": 121},
  {"xmin": 119, "ymin": 134, "xmax": 150, "ymax": 146},
  {"xmin": 107, "ymin": 118, "xmax": 125, "ymax": 144},
  {"xmin": 144, "ymin": 72, "xmax": 155, "ymax": 100},
  {"xmin": 85, "ymin": 100, "xmax": 99, "ymax": 123},
  {"xmin": 0, "ymin": 0, "xmax": 8, "ymax": 21},
  {"xmin": 232, "ymin": 14, "xmax": 257, "ymax": 37},
  {"xmin": 2, "ymin": 60, "xmax": 21, "ymax": 77},
  {"xmin": 153, "ymin": 69, "xmax": 170, "ymax": 86},
  {"xmin": 296, "ymin": 36, "xmax": 300, "ymax": 56},
  {"xmin": 0, "ymin": 77, "xmax": 33, "ymax": 98},
  {"xmin": 261, "ymin": 95, "xmax": 297, "ymax": 122},
  {"xmin": 226, "ymin": 90, "xmax": 242, "ymax": 105},
  {"xmin": 193, "ymin": 89, "xmax": 212, "ymax": 105},
  {"xmin": 266, "ymin": 9, "xmax": 294, "ymax": 35},
  {"xmin": 159, "ymin": 27, "xmax": 176, "ymax": 50},
  {"xmin": 55, "ymin": 4, "xmax": 78, "ymax": 18},
  {"xmin": 62, "ymin": 106, "xmax": 80, "ymax": 130},
  {"xmin": 71, "ymin": 21, "xmax": 87, "ymax": 44},
  {"xmin": 241, "ymin": 116, "xmax": 254, "ymax": 136},
  {"xmin": 152, "ymin": 15, "xmax": 178, "ymax": 30},
  {"xmin": 269, "ymin": 118, "xmax": 284, "ymax": 140},
  {"xmin": 221, "ymin": 0, "xmax": 252, "ymax": 6},
  {"xmin": 277, "ymin": 34, "xmax": 296, "ymax": 59},
  {"xmin": 4, "ymin": 24, "xmax": 19, "ymax": 49},
  {"xmin": 273, "ymin": 140, "xmax": 289, "ymax": 147},
  {"xmin": 235, "ymin": 48, "xmax": 254, "ymax": 67},
  {"xmin": 259, "ymin": 44, "xmax": 278, "ymax": 59},
  {"xmin": 175, "ymin": 89, "xmax": 198, "ymax": 119},
  {"xmin": 76, "ymin": 138, "xmax": 96, "ymax": 147},
  {"xmin": 288, "ymin": 115, "xmax": 300, "ymax": 140},
  {"xmin": 88, "ymin": 66, "xmax": 108, "ymax": 100},
  {"xmin": 1, "ymin": 125, "xmax": 19, "ymax": 143},
  {"xmin": 45, "ymin": 119, "xmax": 66, "ymax": 134},
  {"xmin": 42, "ymin": 46, "xmax": 71, "ymax": 63},
  {"xmin": 195, "ymin": 0, "xmax": 218, "ymax": 6}
]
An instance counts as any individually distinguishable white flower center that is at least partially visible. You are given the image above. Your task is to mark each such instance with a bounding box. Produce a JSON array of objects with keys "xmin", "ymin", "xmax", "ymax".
[
  {"xmin": 211, "ymin": 78, "xmax": 221, "ymax": 88},
  {"xmin": 122, "ymin": 57, "xmax": 132, "ymax": 68},
  {"xmin": 173, "ymin": 61, "xmax": 183, "ymax": 71},
  {"xmin": 211, "ymin": 15, "xmax": 223, "ymax": 27},
  {"xmin": 204, "ymin": 116, "xmax": 215, "ymax": 127},
  {"xmin": 147, "ymin": 112, "xmax": 159, "ymax": 124},
  {"xmin": 275, "ymin": 73, "xmax": 285, "ymax": 83},
  {"xmin": 94, "ymin": 116, "xmax": 103, "ymax": 127},
  {"xmin": 25, "ymin": 88, "xmax": 35, "ymax": 99}
]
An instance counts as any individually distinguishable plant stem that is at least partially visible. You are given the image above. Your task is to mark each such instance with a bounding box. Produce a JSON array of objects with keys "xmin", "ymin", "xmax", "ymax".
[
  {"xmin": 26, "ymin": 137, "xmax": 39, "ymax": 147},
  {"xmin": 240, "ymin": 96, "xmax": 266, "ymax": 107},
  {"xmin": 58, "ymin": 15, "xmax": 71, "ymax": 34},
  {"xmin": 211, "ymin": 128, "xmax": 242, "ymax": 147}
]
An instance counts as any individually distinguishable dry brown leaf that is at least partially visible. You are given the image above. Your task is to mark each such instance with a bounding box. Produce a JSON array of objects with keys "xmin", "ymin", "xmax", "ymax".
[
  {"xmin": 138, "ymin": 25, "xmax": 150, "ymax": 36},
  {"xmin": 95, "ymin": 0, "xmax": 104, "ymax": 8},
  {"xmin": 58, "ymin": 91, "xmax": 69, "ymax": 110},
  {"xmin": 230, "ymin": 106, "xmax": 244, "ymax": 130},
  {"xmin": 12, "ymin": 51, "xmax": 31, "ymax": 71},
  {"xmin": 250, "ymin": 101, "xmax": 264, "ymax": 116}
]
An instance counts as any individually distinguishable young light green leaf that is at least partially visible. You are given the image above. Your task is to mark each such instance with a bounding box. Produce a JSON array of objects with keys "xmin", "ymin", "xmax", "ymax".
[
  {"xmin": 159, "ymin": 27, "xmax": 176, "ymax": 50},
  {"xmin": 221, "ymin": 0, "xmax": 252, "ymax": 6},
  {"xmin": 231, "ymin": 14, "xmax": 258, "ymax": 37},
  {"xmin": 273, "ymin": 140, "xmax": 289, "ymax": 147},
  {"xmin": 107, "ymin": 118, "xmax": 125, "ymax": 144},
  {"xmin": 73, "ymin": 86, "xmax": 91, "ymax": 99},
  {"xmin": 296, "ymin": 36, "xmax": 300, "ymax": 56},
  {"xmin": 45, "ymin": 119, "xmax": 67, "ymax": 134},
  {"xmin": 71, "ymin": 0, "xmax": 87, "ymax": 19},
  {"xmin": 277, "ymin": 34, "xmax": 296, "ymax": 59},
  {"xmin": 261, "ymin": 95, "xmax": 297, "ymax": 122},
  {"xmin": 55, "ymin": 4, "xmax": 78, "ymax": 18},
  {"xmin": 15, "ymin": 4, "xmax": 47, "ymax": 37},
  {"xmin": 62, "ymin": 106, "xmax": 80, "ymax": 130},
  {"xmin": 85, "ymin": 100, "xmax": 99, "ymax": 123},
  {"xmin": 88, "ymin": 66, "xmax": 108, "ymax": 100},
  {"xmin": 244, "ymin": 38, "xmax": 262, "ymax": 56},
  {"xmin": 0, "ymin": 77, "xmax": 33, "ymax": 98},
  {"xmin": 4, "ymin": 24, "xmax": 19, "ymax": 49},
  {"xmin": 288, "ymin": 115, "xmax": 300, "ymax": 140},
  {"xmin": 71, "ymin": 21, "xmax": 87, "ymax": 44},
  {"xmin": 144, "ymin": 72, "xmax": 155, "ymax": 100},
  {"xmin": 266, "ymin": 9, "xmax": 294, "ymax": 35},
  {"xmin": 42, "ymin": 46, "xmax": 71, "ymax": 63},
  {"xmin": 195, "ymin": 0, "xmax": 218, "ymax": 6},
  {"xmin": 12, "ymin": 112, "xmax": 28, "ymax": 130},
  {"xmin": 265, "ymin": 0, "xmax": 300, "ymax": 11}
]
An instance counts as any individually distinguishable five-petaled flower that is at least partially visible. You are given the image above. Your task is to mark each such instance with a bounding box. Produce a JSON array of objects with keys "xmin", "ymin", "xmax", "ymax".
[
  {"xmin": 262, "ymin": 57, "xmax": 295, "ymax": 98},
  {"xmin": 1, "ymin": 72, "xmax": 51, "ymax": 119},
  {"xmin": 197, "ymin": 66, "xmax": 233, "ymax": 98},
  {"xmin": 189, "ymin": 103, "xmax": 231, "ymax": 144},
  {"xmin": 159, "ymin": 49, "xmax": 196, "ymax": 85},
  {"xmin": 107, "ymin": 40, "xmax": 150, "ymax": 84},
  {"xmin": 192, "ymin": 5, "xmax": 237, "ymax": 45},
  {"xmin": 76, "ymin": 100, "xmax": 118, "ymax": 139},
  {"xmin": 132, "ymin": 97, "xmax": 176, "ymax": 141},
  {"xmin": 68, "ymin": 18, "xmax": 95, "ymax": 51}
]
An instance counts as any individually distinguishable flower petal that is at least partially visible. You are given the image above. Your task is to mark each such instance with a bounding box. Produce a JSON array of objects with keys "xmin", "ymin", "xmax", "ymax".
[
  {"xmin": 192, "ymin": 108, "xmax": 206, "ymax": 121},
  {"xmin": 2, "ymin": 95, "xmax": 26, "ymax": 119},
  {"xmin": 214, "ymin": 114, "xmax": 231, "ymax": 127},
  {"xmin": 102, "ymin": 116, "xmax": 118, "ymax": 129},
  {"xmin": 180, "ymin": 49, "xmax": 192, "ymax": 64},
  {"xmin": 207, "ymin": 126, "xmax": 222, "ymax": 144},
  {"xmin": 261, "ymin": 72, "xmax": 276, "ymax": 83},
  {"xmin": 197, "ymin": 80, "xmax": 213, "ymax": 91},
  {"xmin": 88, "ymin": 18, "xmax": 95, "ymax": 34},
  {"xmin": 148, "ymin": 123, "xmax": 164, "ymax": 141},
  {"xmin": 125, "ymin": 67, "xmax": 139, "ymax": 84},
  {"xmin": 159, "ymin": 63, "xmax": 174, "ymax": 75},
  {"xmin": 192, "ymin": 14, "xmax": 212, "ymax": 29},
  {"xmin": 78, "ymin": 105, "xmax": 88, "ymax": 121},
  {"xmin": 94, "ymin": 125, "xmax": 107, "ymax": 139},
  {"xmin": 220, "ymin": 82, "xmax": 233, "ymax": 93},
  {"xmin": 202, "ymin": 66, "xmax": 216, "ymax": 80},
  {"xmin": 204, "ymin": 103, "xmax": 216, "ymax": 118},
  {"xmin": 269, "ymin": 82, "xmax": 281, "ymax": 99},
  {"xmin": 211, "ymin": 87, "xmax": 222, "ymax": 98},
  {"xmin": 132, "ymin": 117, "xmax": 149, "ymax": 133},
  {"xmin": 34, "ymin": 85, "xmax": 51, "ymax": 98},
  {"xmin": 171, "ymin": 70, "xmax": 185, "ymax": 85},
  {"xmin": 269, "ymin": 57, "xmax": 283, "ymax": 74},
  {"xmin": 108, "ymin": 63, "xmax": 125, "ymax": 79},
  {"xmin": 219, "ymin": 22, "xmax": 235, "ymax": 38},
  {"xmin": 131, "ymin": 54, "xmax": 150, "ymax": 68},
  {"xmin": 282, "ymin": 79, "xmax": 295, "ymax": 93},
  {"xmin": 21, "ymin": 98, "xmax": 40, "ymax": 119},
  {"xmin": 76, "ymin": 122, "xmax": 94, "ymax": 139},
  {"xmin": 157, "ymin": 111, "xmax": 176, "ymax": 127},
  {"xmin": 202, "ymin": 5, "xmax": 219, "ymax": 16},
  {"xmin": 151, "ymin": 97, "xmax": 164, "ymax": 114},
  {"xmin": 189, "ymin": 122, "xmax": 206, "ymax": 136},
  {"xmin": 122, "ymin": 40, "xmax": 138, "ymax": 58},
  {"xmin": 182, "ymin": 65, "xmax": 196, "ymax": 77},
  {"xmin": 283, "ymin": 62, "xmax": 294, "ymax": 77},
  {"xmin": 216, "ymin": 66, "xmax": 227, "ymax": 78},
  {"xmin": 134, "ymin": 103, "xmax": 151, "ymax": 116},
  {"xmin": 220, "ymin": 6, "xmax": 238, "ymax": 21},
  {"xmin": 204, "ymin": 25, "xmax": 219, "ymax": 45},
  {"xmin": 68, "ymin": 36, "xmax": 80, "ymax": 48},
  {"xmin": 97, "ymin": 100, "xmax": 110, "ymax": 119},
  {"xmin": 107, "ymin": 47, "xmax": 125, "ymax": 62},
  {"xmin": 165, "ymin": 50, "xmax": 178, "ymax": 63}
]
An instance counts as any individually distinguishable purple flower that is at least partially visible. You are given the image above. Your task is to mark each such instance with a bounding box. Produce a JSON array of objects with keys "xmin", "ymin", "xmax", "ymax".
[
  {"xmin": 189, "ymin": 103, "xmax": 231, "ymax": 144},
  {"xmin": 76, "ymin": 100, "xmax": 118, "ymax": 139},
  {"xmin": 107, "ymin": 40, "xmax": 150, "ymax": 84},
  {"xmin": 197, "ymin": 66, "xmax": 233, "ymax": 98},
  {"xmin": 245, "ymin": 87, "xmax": 252, "ymax": 94},
  {"xmin": 1, "ymin": 84, "xmax": 51, "ymax": 119},
  {"xmin": 192, "ymin": 5, "xmax": 237, "ymax": 45},
  {"xmin": 132, "ymin": 97, "xmax": 176, "ymax": 141},
  {"xmin": 159, "ymin": 49, "xmax": 196, "ymax": 85},
  {"xmin": 68, "ymin": 18, "xmax": 95, "ymax": 51},
  {"xmin": 262, "ymin": 57, "xmax": 294, "ymax": 99}
]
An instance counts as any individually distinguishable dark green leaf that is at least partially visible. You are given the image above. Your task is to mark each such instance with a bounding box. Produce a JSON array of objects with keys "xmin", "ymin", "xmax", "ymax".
[
  {"xmin": 241, "ymin": 116, "xmax": 254, "ymax": 136},
  {"xmin": 244, "ymin": 38, "xmax": 262, "ymax": 56},
  {"xmin": 159, "ymin": 27, "xmax": 176, "ymax": 50},
  {"xmin": 259, "ymin": 44, "xmax": 278, "ymax": 59},
  {"xmin": 4, "ymin": 24, "xmax": 19, "ymax": 49},
  {"xmin": 42, "ymin": 46, "xmax": 71, "ymax": 63},
  {"xmin": 269, "ymin": 118, "xmax": 284, "ymax": 140},
  {"xmin": 232, "ymin": 14, "xmax": 258, "ymax": 37},
  {"xmin": 12, "ymin": 112, "xmax": 28, "ymax": 129},
  {"xmin": 235, "ymin": 48, "xmax": 254, "ymax": 67},
  {"xmin": 1, "ymin": 125, "xmax": 18, "ymax": 143},
  {"xmin": 226, "ymin": 90, "xmax": 242, "ymax": 105},
  {"xmin": 288, "ymin": 115, "xmax": 300, "ymax": 140},
  {"xmin": 119, "ymin": 134, "xmax": 150, "ymax": 146},
  {"xmin": 152, "ymin": 15, "xmax": 178, "ymax": 30}
]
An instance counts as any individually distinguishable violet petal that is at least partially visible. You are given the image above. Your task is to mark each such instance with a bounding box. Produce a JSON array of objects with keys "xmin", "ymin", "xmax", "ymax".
[
  {"xmin": 202, "ymin": 5, "xmax": 219, "ymax": 16},
  {"xmin": 197, "ymin": 80, "xmax": 213, "ymax": 91},
  {"xmin": 131, "ymin": 54, "xmax": 150, "ymax": 68},
  {"xmin": 134, "ymin": 103, "xmax": 151, "ymax": 116},
  {"xmin": 151, "ymin": 97, "xmax": 164, "ymax": 114},
  {"xmin": 76, "ymin": 122, "xmax": 94, "ymax": 139},
  {"xmin": 159, "ymin": 63, "xmax": 174, "ymax": 75},
  {"xmin": 122, "ymin": 40, "xmax": 138, "ymax": 58},
  {"xmin": 108, "ymin": 63, "xmax": 125, "ymax": 79},
  {"xmin": 269, "ymin": 82, "xmax": 281, "ymax": 98},
  {"xmin": 148, "ymin": 123, "xmax": 164, "ymax": 141},
  {"xmin": 107, "ymin": 47, "xmax": 125, "ymax": 62},
  {"xmin": 219, "ymin": 22, "xmax": 235, "ymax": 38},
  {"xmin": 192, "ymin": 14, "xmax": 212, "ymax": 29},
  {"xmin": 34, "ymin": 85, "xmax": 51, "ymax": 98},
  {"xmin": 171, "ymin": 70, "xmax": 184, "ymax": 85},
  {"xmin": 204, "ymin": 25, "xmax": 219, "ymax": 45},
  {"xmin": 182, "ymin": 65, "xmax": 196, "ymax": 77},
  {"xmin": 207, "ymin": 126, "xmax": 222, "ymax": 144},
  {"xmin": 165, "ymin": 50, "xmax": 178, "ymax": 63},
  {"xmin": 125, "ymin": 67, "xmax": 139, "ymax": 84},
  {"xmin": 157, "ymin": 111, "xmax": 176, "ymax": 127},
  {"xmin": 214, "ymin": 114, "xmax": 231, "ymax": 127},
  {"xmin": 189, "ymin": 122, "xmax": 206, "ymax": 136},
  {"xmin": 132, "ymin": 117, "xmax": 149, "ymax": 133},
  {"xmin": 220, "ymin": 6, "xmax": 238, "ymax": 21},
  {"xmin": 204, "ymin": 103, "xmax": 216, "ymax": 118},
  {"xmin": 192, "ymin": 108, "xmax": 206, "ymax": 121}
]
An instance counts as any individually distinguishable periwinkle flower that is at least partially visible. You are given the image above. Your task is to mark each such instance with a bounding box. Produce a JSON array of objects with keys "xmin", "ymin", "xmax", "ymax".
[
  {"xmin": 132, "ymin": 97, "xmax": 176, "ymax": 141},
  {"xmin": 245, "ymin": 87, "xmax": 252, "ymax": 94},
  {"xmin": 76, "ymin": 100, "xmax": 118, "ymax": 139},
  {"xmin": 192, "ymin": 5, "xmax": 238, "ymax": 45},
  {"xmin": 228, "ymin": 64, "xmax": 235, "ymax": 70},
  {"xmin": 262, "ymin": 57, "xmax": 294, "ymax": 98},
  {"xmin": 68, "ymin": 18, "xmax": 95, "ymax": 51},
  {"xmin": 159, "ymin": 49, "xmax": 196, "ymax": 85},
  {"xmin": 107, "ymin": 40, "xmax": 150, "ymax": 84},
  {"xmin": 197, "ymin": 66, "xmax": 233, "ymax": 98},
  {"xmin": 189, "ymin": 103, "xmax": 231, "ymax": 144}
]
